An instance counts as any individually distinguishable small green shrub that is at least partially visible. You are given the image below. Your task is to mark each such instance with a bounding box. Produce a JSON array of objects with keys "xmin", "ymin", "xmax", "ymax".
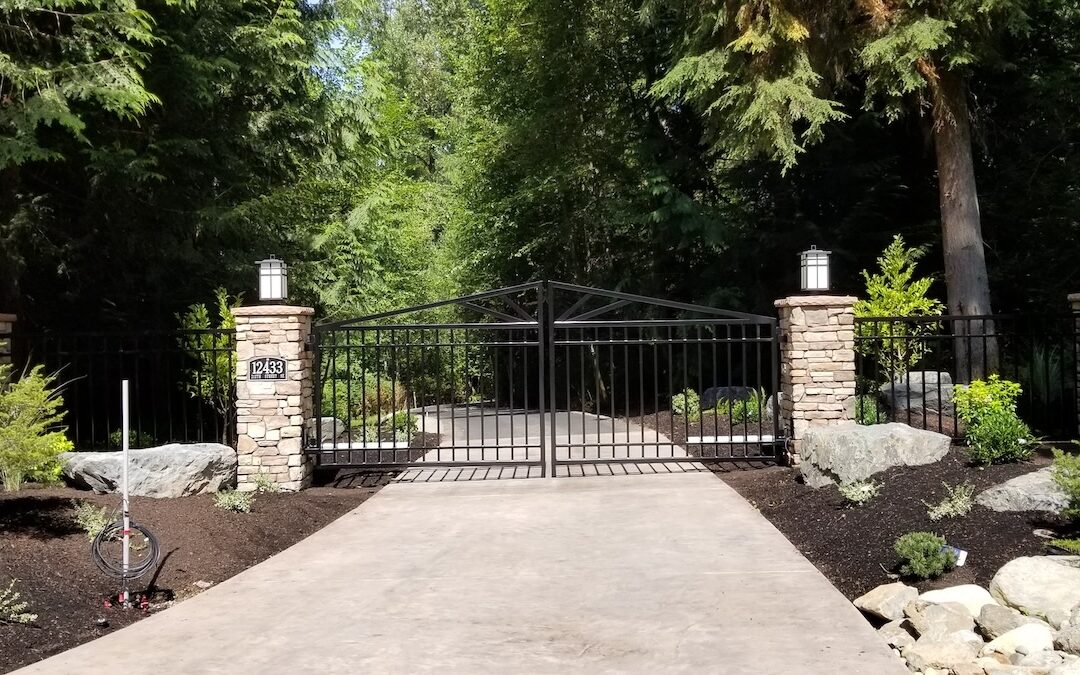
[
  {"xmin": 894, "ymin": 531, "xmax": 956, "ymax": 579},
  {"xmin": 855, "ymin": 394, "xmax": 885, "ymax": 426},
  {"xmin": 0, "ymin": 579, "xmax": 36, "ymax": 625},
  {"xmin": 71, "ymin": 500, "xmax": 112, "ymax": 541},
  {"xmin": 1051, "ymin": 448, "xmax": 1080, "ymax": 521},
  {"xmin": 731, "ymin": 388, "xmax": 765, "ymax": 424},
  {"xmin": 671, "ymin": 388, "xmax": 700, "ymax": 421},
  {"xmin": 214, "ymin": 490, "xmax": 254, "ymax": 513},
  {"xmin": 360, "ymin": 411, "xmax": 417, "ymax": 443},
  {"xmin": 107, "ymin": 429, "xmax": 156, "ymax": 449},
  {"xmin": 838, "ymin": 480, "xmax": 881, "ymax": 506},
  {"xmin": 965, "ymin": 407, "xmax": 1034, "ymax": 466},
  {"xmin": 252, "ymin": 473, "xmax": 280, "ymax": 494},
  {"xmin": 0, "ymin": 365, "xmax": 74, "ymax": 492},
  {"xmin": 954, "ymin": 375, "xmax": 1023, "ymax": 426},
  {"xmin": 924, "ymin": 482, "xmax": 975, "ymax": 521},
  {"xmin": 1050, "ymin": 538, "xmax": 1080, "ymax": 554},
  {"xmin": 321, "ymin": 373, "xmax": 408, "ymax": 420}
]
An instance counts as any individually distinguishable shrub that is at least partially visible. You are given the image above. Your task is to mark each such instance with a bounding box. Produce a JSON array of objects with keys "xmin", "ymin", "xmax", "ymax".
[
  {"xmin": 107, "ymin": 429, "xmax": 156, "ymax": 449},
  {"xmin": 924, "ymin": 482, "xmax": 975, "ymax": 521},
  {"xmin": 178, "ymin": 288, "xmax": 239, "ymax": 425},
  {"xmin": 855, "ymin": 394, "xmax": 885, "ymax": 426},
  {"xmin": 0, "ymin": 579, "xmax": 36, "ymax": 625},
  {"xmin": 731, "ymin": 388, "xmax": 765, "ymax": 424},
  {"xmin": 894, "ymin": 531, "xmax": 956, "ymax": 579},
  {"xmin": 253, "ymin": 472, "xmax": 280, "ymax": 494},
  {"xmin": 1051, "ymin": 448, "xmax": 1080, "ymax": 521},
  {"xmin": 71, "ymin": 500, "xmax": 112, "ymax": 541},
  {"xmin": 954, "ymin": 375, "xmax": 1023, "ymax": 426},
  {"xmin": 321, "ymin": 373, "xmax": 408, "ymax": 420},
  {"xmin": 965, "ymin": 407, "xmax": 1034, "ymax": 466},
  {"xmin": 361, "ymin": 411, "xmax": 417, "ymax": 443},
  {"xmin": 853, "ymin": 235, "xmax": 945, "ymax": 379},
  {"xmin": 1050, "ymin": 538, "xmax": 1080, "ymax": 554},
  {"xmin": 671, "ymin": 389, "xmax": 700, "ymax": 421},
  {"xmin": 838, "ymin": 480, "xmax": 881, "ymax": 506},
  {"xmin": 214, "ymin": 490, "xmax": 254, "ymax": 513},
  {"xmin": 0, "ymin": 365, "xmax": 74, "ymax": 492}
]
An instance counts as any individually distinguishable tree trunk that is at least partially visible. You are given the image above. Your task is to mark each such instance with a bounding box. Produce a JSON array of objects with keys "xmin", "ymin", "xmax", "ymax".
[{"xmin": 932, "ymin": 70, "xmax": 996, "ymax": 382}]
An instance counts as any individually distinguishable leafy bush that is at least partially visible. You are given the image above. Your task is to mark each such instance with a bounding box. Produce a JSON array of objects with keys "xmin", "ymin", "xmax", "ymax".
[
  {"xmin": 0, "ymin": 579, "xmax": 36, "ymax": 625},
  {"xmin": 1051, "ymin": 448, "xmax": 1080, "ymax": 521},
  {"xmin": 214, "ymin": 490, "xmax": 254, "ymax": 513},
  {"xmin": 731, "ymin": 388, "xmax": 765, "ymax": 424},
  {"xmin": 321, "ymin": 373, "xmax": 408, "ymax": 421},
  {"xmin": 954, "ymin": 375, "xmax": 1023, "ymax": 426},
  {"xmin": 253, "ymin": 473, "xmax": 280, "ymax": 494},
  {"xmin": 178, "ymin": 288, "xmax": 239, "ymax": 424},
  {"xmin": 853, "ymin": 235, "xmax": 945, "ymax": 379},
  {"xmin": 108, "ymin": 429, "xmax": 156, "ymax": 449},
  {"xmin": 838, "ymin": 480, "xmax": 881, "ymax": 506},
  {"xmin": 671, "ymin": 388, "xmax": 700, "ymax": 421},
  {"xmin": 360, "ymin": 411, "xmax": 417, "ymax": 443},
  {"xmin": 855, "ymin": 394, "xmax": 885, "ymax": 425},
  {"xmin": 0, "ymin": 365, "xmax": 73, "ymax": 492},
  {"xmin": 924, "ymin": 482, "xmax": 975, "ymax": 521},
  {"xmin": 965, "ymin": 407, "xmax": 1034, "ymax": 466},
  {"xmin": 894, "ymin": 531, "xmax": 956, "ymax": 579},
  {"xmin": 71, "ymin": 500, "xmax": 112, "ymax": 541}
]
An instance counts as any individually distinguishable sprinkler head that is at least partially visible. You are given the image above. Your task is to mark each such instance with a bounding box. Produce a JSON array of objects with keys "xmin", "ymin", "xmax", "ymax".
[{"xmin": 95, "ymin": 618, "xmax": 109, "ymax": 628}]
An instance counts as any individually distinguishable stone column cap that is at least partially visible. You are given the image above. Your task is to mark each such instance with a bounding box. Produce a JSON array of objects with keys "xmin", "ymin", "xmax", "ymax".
[
  {"xmin": 233, "ymin": 305, "xmax": 314, "ymax": 317},
  {"xmin": 774, "ymin": 295, "xmax": 857, "ymax": 309},
  {"xmin": 1067, "ymin": 293, "xmax": 1080, "ymax": 304},
  {"xmin": 0, "ymin": 313, "xmax": 16, "ymax": 322}
]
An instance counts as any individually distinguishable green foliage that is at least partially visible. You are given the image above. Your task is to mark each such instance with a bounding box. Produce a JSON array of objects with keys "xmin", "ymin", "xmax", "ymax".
[
  {"xmin": 854, "ymin": 235, "xmax": 945, "ymax": 379},
  {"xmin": 965, "ymin": 407, "xmax": 1034, "ymax": 466},
  {"xmin": 71, "ymin": 501, "xmax": 112, "ymax": 541},
  {"xmin": 0, "ymin": 365, "xmax": 73, "ymax": 492},
  {"xmin": 0, "ymin": 579, "xmax": 36, "ymax": 625},
  {"xmin": 731, "ymin": 388, "xmax": 765, "ymax": 424},
  {"xmin": 838, "ymin": 480, "xmax": 881, "ymax": 506},
  {"xmin": 671, "ymin": 389, "xmax": 701, "ymax": 422},
  {"xmin": 361, "ymin": 411, "xmax": 417, "ymax": 444},
  {"xmin": 894, "ymin": 532, "xmax": 956, "ymax": 579},
  {"xmin": 954, "ymin": 375, "xmax": 1023, "ymax": 426},
  {"xmin": 108, "ymin": 429, "xmax": 156, "ymax": 450},
  {"xmin": 1051, "ymin": 448, "xmax": 1080, "ymax": 522},
  {"xmin": 178, "ymin": 289, "xmax": 240, "ymax": 422},
  {"xmin": 214, "ymin": 490, "xmax": 254, "ymax": 514},
  {"xmin": 321, "ymin": 372, "xmax": 409, "ymax": 421},
  {"xmin": 923, "ymin": 482, "xmax": 975, "ymax": 522},
  {"xmin": 252, "ymin": 473, "xmax": 281, "ymax": 494},
  {"xmin": 1050, "ymin": 539, "xmax": 1080, "ymax": 554},
  {"xmin": 855, "ymin": 395, "xmax": 885, "ymax": 426}
]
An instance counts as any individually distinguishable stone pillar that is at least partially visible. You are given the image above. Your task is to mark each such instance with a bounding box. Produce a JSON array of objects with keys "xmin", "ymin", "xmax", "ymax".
[
  {"xmin": 1070, "ymin": 294, "xmax": 1080, "ymax": 435},
  {"xmin": 232, "ymin": 305, "xmax": 315, "ymax": 491},
  {"xmin": 774, "ymin": 296, "xmax": 857, "ymax": 463},
  {"xmin": 0, "ymin": 314, "xmax": 14, "ymax": 368}
]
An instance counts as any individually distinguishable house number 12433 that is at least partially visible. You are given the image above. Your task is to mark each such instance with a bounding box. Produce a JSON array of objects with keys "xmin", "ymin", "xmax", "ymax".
[{"xmin": 249, "ymin": 356, "xmax": 287, "ymax": 381}]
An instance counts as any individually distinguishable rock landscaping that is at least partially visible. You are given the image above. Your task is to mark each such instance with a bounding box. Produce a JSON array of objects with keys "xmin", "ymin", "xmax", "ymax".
[
  {"xmin": 880, "ymin": 371, "xmax": 954, "ymax": 413},
  {"xmin": 799, "ymin": 422, "xmax": 952, "ymax": 488},
  {"xmin": 61, "ymin": 443, "xmax": 237, "ymax": 498},
  {"xmin": 977, "ymin": 467, "xmax": 1069, "ymax": 514}
]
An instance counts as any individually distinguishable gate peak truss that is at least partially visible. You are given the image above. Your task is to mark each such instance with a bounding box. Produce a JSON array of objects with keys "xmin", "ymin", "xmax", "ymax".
[{"xmin": 308, "ymin": 281, "xmax": 784, "ymax": 476}]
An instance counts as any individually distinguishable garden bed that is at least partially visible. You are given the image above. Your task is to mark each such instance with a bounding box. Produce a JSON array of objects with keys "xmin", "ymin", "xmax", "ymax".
[
  {"xmin": 634, "ymin": 410, "xmax": 781, "ymax": 459},
  {"xmin": 716, "ymin": 448, "xmax": 1063, "ymax": 600},
  {"xmin": 0, "ymin": 486, "xmax": 374, "ymax": 674}
]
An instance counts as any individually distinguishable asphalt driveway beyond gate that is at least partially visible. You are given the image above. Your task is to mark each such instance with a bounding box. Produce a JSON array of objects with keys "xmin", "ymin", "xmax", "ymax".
[{"xmin": 18, "ymin": 472, "xmax": 905, "ymax": 674}]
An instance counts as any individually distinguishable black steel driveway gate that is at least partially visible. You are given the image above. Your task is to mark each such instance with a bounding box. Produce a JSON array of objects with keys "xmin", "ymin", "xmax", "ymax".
[{"xmin": 306, "ymin": 282, "xmax": 784, "ymax": 476}]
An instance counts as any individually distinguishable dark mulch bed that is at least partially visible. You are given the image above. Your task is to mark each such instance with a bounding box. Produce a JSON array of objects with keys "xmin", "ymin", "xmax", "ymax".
[
  {"xmin": 634, "ymin": 410, "xmax": 782, "ymax": 460},
  {"xmin": 0, "ymin": 485, "xmax": 374, "ymax": 674},
  {"xmin": 716, "ymin": 448, "xmax": 1063, "ymax": 601}
]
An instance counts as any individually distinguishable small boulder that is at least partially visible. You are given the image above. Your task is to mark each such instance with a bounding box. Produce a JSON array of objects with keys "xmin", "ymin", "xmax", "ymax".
[
  {"xmin": 62, "ymin": 443, "xmax": 236, "ymax": 498},
  {"xmin": 991, "ymin": 557, "xmax": 1080, "ymax": 628},
  {"xmin": 907, "ymin": 601, "xmax": 976, "ymax": 642},
  {"xmin": 878, "ymin": 619, "xmax": 917, "ymax": 651},
  {"xmin": 1057, "ymin": 626, "xmax": 1080, "ymax": 656},
  {"xmin": 1050, "ymin": 658, "xmax": 1080, "ymax": 675},
  {"xmin": 799, "ymin": 422, "xmax": 951, "ymax": 488},
  {"xmin": 306, "ymin": 417, "xmax": 348, "ymax": 445},
  {"xmin": 880, "ymin": 371, "xmax": 954, "ymax": 412},
  {"xmin": 904, "ymin": 636, "xmax": 982, "ymax": 671},
  {"xmin": 855, "ymin": 582, "xmax": 919, "ymax": 621},
  {"xmin": 982, "ymin": 624, "xmax": 1056, "ymax": 657},
  {"xmin": 921, "ymin": 585, "xmax": 1000, "ymax": 618},
  {"xmin": 980, "ymin": 604, "xmax": 1045, "ymax": 641},
  {"xmin": 977, "ymin": 468, "xmax": 1069, "ymax": 514},
  {"xmin": 1019, "ymin": 651, "xmax": 1067, "ymax": 670}
]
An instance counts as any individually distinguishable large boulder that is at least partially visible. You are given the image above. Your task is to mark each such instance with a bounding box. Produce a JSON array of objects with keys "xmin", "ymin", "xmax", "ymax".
[
  {"xmin": 976, "ymin": 468, "xmax": 1069, "ymax": 514},
  {"xmin": 305, "ymin": 417, "xmax": 348, "ymax": 446},
  {"xmin": 62, "ymin": 443, "xmax": 236, "ymax": 498},
  {"xmin": 990, "ymin": 557, "xmax": 1080, "ymax": 629},
  {"xmin": 920, "ymin": 585, "xmax": 1000, "ymax": 618},
  {"xmin": 880, "ymin": 371, "xmax": 954, "ymax": 412},
  {"xmin": 978, "ymin": 604, "xmax": 1045, "ymax": 641},
  {"xmin": 980, "ymin": 623, "xmax": 1055, "ymax": 657},
  {"xmin": 700, "ymin": 386, "xmax": 755, "ymax": 410},
  {"xmin": 799, "ymin": 422, "xmax": 952, "ymax": 488}
]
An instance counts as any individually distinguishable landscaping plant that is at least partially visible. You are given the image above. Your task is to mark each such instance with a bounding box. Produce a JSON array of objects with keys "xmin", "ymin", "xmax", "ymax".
[
  {"xmin": 923, "ymin": 482, "xmax": 975, "ymax": 521},
  {"xmin": 0, "ymin": 579, "xmax": 36, "ymax": 625},
  {"xmin": 0, "ymin": 365, "xmax": 73, "ymax": 491},
  {"xmin": 894, "ymin": 531, "xmax": 957, "ymax": 579},
  {"xmin": 253, "ymin": 472, "xmax": 281, "ymax": 494},
  {"xmin": 853, "ymin": 236, "xmax": 945, "ymax": 379},
  {"xmin": 71, "ymin": 500, "xmax": 112, "ymax": 541},
  {"xmin": 954, "ymin": 375, "xmax": 1033, "ymax": 465},
  {"xmin": 214, "ymin": 490, "xmax": 254, "ymax": 513},
  {"xmin": 361, "ymin": 411, "xmax": 417, "ymax": 443},
  {"xmin": 731, "ymin": 388, "xmax": 766, "ymax": 424},
  {"xmin": 837, "ymin": 480, "xmax": 881, "ymax": 506},
  {"xmin": 1051, "ymin": 448, "xmax": 1080, "ymax": 521},
  {"xmin": 854, "ymin": 394, "xmax": 885, "ymax": 426},
  {"xmin": 178, "ymin": 288, "xmax": 240, "ymax": 433},
  {"xmin": 671, "ymin": 389, "xmax": 700, "ymax": 422}
]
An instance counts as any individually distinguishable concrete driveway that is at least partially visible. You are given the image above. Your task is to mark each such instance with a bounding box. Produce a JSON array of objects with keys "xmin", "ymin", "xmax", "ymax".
[{"xmin": 19, "ymin": 472, "xmax": 904, "ymax": 674}]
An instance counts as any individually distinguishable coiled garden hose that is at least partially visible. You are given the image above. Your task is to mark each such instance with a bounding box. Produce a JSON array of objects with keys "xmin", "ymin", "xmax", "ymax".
[{"xmin": 91, "ymin": 520, "xmax": 160, "ymax": 580}]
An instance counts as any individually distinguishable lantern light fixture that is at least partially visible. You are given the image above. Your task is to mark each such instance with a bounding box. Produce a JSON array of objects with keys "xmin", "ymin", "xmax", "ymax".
[
  {"xmin": 800, "ymin": 246, "xmax": 831, "ymax": 292},
  {"xmin": 258, "ymin": 256, "xmax": 288, "ymax": 303}
]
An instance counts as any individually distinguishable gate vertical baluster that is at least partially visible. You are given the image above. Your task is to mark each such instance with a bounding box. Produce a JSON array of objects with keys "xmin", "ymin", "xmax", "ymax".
[
  {"xmin": 538, "ymin": 283, "xmax": 550, "ymax": 477},
  {"xmin": 771, "ymin": 320, "xmax": 781, "ymax": 462},
  {"xmin": 311, "ymin": 329, "xmax": 322, "ymax": 464},
  {"xmin": 637, "ymin": 326, "xmax": 645, "ymax": 459}
]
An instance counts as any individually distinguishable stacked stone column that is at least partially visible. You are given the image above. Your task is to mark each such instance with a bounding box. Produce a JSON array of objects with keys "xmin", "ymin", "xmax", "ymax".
[
  {"xmin": 775, "ymin": 296, "xmax": 857, "ymax": 463},
  {"xmin": 0, "ymin": 314, "xmax": 14, "ymax": 368},
  {"xmin": 1070, "ymin": 294, "xmax": 1080, "ymax": 435},
  {"xmin": 232, "ymin": 305, "xmax": 315, "ymax": 491}
]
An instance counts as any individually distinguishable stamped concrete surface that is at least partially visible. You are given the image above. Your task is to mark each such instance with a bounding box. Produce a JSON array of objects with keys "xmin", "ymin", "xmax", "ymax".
[{"xmin": 18, "ymin": 472, "xmax": 905, "ymax": 674}]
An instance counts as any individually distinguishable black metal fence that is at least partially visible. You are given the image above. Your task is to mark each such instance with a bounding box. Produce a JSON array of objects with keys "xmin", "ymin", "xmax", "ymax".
[
  {"xmin": 6, "ymin": 329, "xmax": 236, "ymax": 450},
  {"xmin": 855, "ymin": 314, "xmax": 1080, "ymax": 441}
]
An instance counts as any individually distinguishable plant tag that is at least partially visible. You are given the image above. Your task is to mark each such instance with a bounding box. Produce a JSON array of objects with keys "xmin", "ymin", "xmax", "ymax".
[{"xmin": 942, "ymin": 545, "xmax": 968, "ymax": 567}]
